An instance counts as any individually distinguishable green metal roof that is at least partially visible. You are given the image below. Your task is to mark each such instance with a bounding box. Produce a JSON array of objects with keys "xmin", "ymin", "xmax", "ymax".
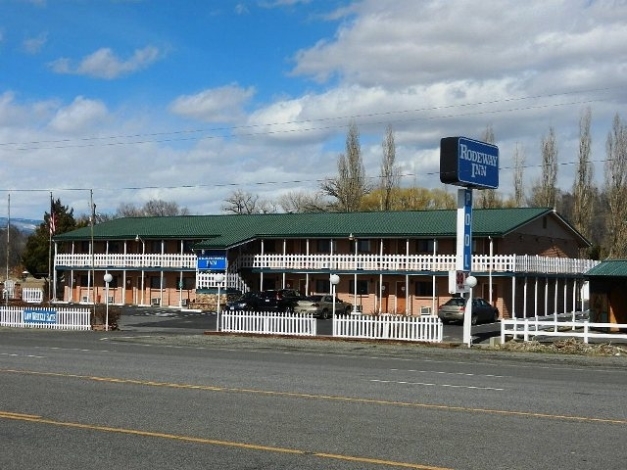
[
  {"xmin": 53, "ymin": 207, "xmax": 588, "ymax": 249},
  {"xmin": 585, "ymin": 260, "xmax": 627, "ymax": 277}
]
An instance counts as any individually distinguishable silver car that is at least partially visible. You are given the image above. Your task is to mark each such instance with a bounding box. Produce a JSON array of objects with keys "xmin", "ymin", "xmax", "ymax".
[
  {"xmin": 295, "ymin": 295, "xmax": 352, "ymax": 319},
  {"xmin": 438, "ymin": 297, "xmax": 499, "ymax": 325}
]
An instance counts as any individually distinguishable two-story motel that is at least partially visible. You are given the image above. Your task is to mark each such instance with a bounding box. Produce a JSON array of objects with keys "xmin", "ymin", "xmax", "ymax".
[{"xmin": 51, "ymin": 207, "xmax": 598, "ymax": 318}]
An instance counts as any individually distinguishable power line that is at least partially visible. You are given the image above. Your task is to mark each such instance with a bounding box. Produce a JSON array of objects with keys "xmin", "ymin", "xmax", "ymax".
[{"xmin": 0, "ymin": 86, "xmax": 619, "ymax": 151}]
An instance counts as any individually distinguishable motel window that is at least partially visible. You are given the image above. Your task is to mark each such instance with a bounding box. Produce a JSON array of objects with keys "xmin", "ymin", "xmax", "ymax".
[
  {"xmin": 149, "ymin": 276, "xmax": 163, "ymax": 289},
  {"xmin": 357, "ymin": 239, "xmax": 371, "ymax": 253},
  {"xmin": 263, "ymin": 240, "xmax": 277, "ymax": 253},
  {"xmin": 417, "ymin": 239, "xmax": 435, "ymax": 253},
  {"xmin": 148, "ymin": 241, "xmax": 162, "ymax": 253},
  {"xmin": 108, "ymin": 242, "xmax": 120, "ymax": 254},
  {"xmin": 349, "ymin": 280, "xmax": 369, "ymax": 295},
  {"xmin": 179, "ymin": 277, "xmax": 195, "ymax": 290},
  {"xmin": 415, "ymin": 281, "xmax": 433, "ymax": 296},
  {"xmin": 316, "ymin": 239, "xmax": 336, "ymax": 253},
  {"xmin": 315, "ymin": 279, "xmax": 330, "ymax": 293},
  {"xmin": 105, "ymin": 275, "xmax": 119, "ymax": 288}
]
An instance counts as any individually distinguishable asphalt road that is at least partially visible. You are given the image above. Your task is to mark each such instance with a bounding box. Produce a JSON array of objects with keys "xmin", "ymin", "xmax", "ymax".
[{"xmin": 1, "ymin": 322, "xmax": 626, "ymax": 470}]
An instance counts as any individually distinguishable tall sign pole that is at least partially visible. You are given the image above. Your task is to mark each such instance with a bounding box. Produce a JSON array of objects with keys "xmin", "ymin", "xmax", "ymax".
[{"xmin": 441, "ymin": 136, "xmax": 499, "ymax": 347}]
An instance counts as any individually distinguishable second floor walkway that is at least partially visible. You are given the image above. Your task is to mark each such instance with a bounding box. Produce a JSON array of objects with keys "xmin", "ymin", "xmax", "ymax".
[{"xmin": 55, "ymin": 252, "xmax": 599, "ymax": 275}]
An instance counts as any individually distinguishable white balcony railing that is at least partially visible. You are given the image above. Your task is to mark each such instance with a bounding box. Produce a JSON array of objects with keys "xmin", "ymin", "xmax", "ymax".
[
  {"xmin": 55, "ymin": 253, "xmax": 197, "ymax": 269},
  {"xmin": 240, "ymin": 253, "xmax": 599, "ymax": 275},
  {"xmin": 55, "ymin": 252, "xmax": 599, "ymax": 276}
]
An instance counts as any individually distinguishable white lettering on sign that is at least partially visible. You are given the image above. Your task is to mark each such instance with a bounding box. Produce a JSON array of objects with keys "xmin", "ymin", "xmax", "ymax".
[{"xmin": 460, "ymin": 143, "xmax": 497, "ymax": 180}]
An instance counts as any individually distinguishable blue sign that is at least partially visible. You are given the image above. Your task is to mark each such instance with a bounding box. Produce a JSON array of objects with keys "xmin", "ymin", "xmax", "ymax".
[
  {"xmin": 462, "ymin": 189, "xmax": 472, "ymax": 271},
  {"xmin": 24, "ymin": 309, "xmax": 57, "ymax": 324},
  {"xmin": 197, "ymin": 255, "xmax": 226, "ymax": 271},
  {"xmin": 440, "ymin": 137, "xmax": 499, "ymax": 189}
]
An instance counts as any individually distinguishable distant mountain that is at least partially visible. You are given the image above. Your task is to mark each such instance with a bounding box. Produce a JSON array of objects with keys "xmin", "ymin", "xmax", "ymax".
[{"xmin": 0, "ymin": 217, "xmax": 42, "ymax": 234}]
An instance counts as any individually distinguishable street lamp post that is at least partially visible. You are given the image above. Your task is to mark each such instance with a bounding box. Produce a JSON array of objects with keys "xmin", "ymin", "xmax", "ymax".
[
  {"xmin": 330, "ymin": 274, "xmax": 340, "ymax": 336},
  {"xmin": 104, "ymin": 273, "xmax": 113, "ymax": 332},
  {"xmin": 135, "ymin": 235, "xmax": 145, "ymax": 306},
  {"xmin": 463, "ymin": 275, "xmax": 477, "ymax": 347},
  {"xmin": 215, "ymin": 273, "xmax": 225, "ymax": 332}
]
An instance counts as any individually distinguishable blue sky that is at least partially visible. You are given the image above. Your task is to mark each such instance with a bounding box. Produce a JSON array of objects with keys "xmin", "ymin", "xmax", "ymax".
[{"xmin": 1, "ymin": 0, "xmax": 626, "ymax": 219}]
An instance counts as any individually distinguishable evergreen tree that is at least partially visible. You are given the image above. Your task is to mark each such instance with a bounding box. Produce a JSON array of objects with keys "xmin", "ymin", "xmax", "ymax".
[{"xmin": 22, "ymin": 198, "xmax": 76, "ymax": 278}]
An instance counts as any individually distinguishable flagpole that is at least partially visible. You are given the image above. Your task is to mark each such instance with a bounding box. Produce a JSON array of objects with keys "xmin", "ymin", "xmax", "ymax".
[{"xmin": 6, "ymin": 193, "xmax": 9, "ymax": 308}]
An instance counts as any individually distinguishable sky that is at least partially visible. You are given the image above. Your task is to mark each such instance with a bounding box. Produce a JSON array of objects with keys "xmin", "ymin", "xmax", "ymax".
[{"xmin": 1, "ymin": 0, "xmax": 626, "ymax": 220}]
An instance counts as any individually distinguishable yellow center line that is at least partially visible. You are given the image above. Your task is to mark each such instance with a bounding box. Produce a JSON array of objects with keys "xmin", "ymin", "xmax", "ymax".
[
  {"xmin": 2, "ymin": 368, "xmax": 626, "ymax": 425},
  {"xmin": 0, "ymin": 411, "xmax": 449, "ymax": 470}
]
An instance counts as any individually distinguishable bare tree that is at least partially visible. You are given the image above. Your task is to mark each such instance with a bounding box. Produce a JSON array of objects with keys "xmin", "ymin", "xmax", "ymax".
[
  {"xmin": 572, "ymin": 107, "xmax": 594, "ymax": 253},
  {"xmin": 530, "ymin": 127, "xmax": 558, "ymax": 208},
  {"xmin": 222, "ymin": 189, "xmax": 260, "ymax": 215},
  {"xmin": 513, "ymin": 143, "xmax": 526, "ymax": 207},
  {"xmin": 476, "ymin": 124, "xmax": 499, "ymax": 208},
  {"xmin": 604, "ymin": 113, "xmax": 627, "ymax": 258},
  {"xmin": 117, "ymin": 200, "xmax": 190, "ymax": 217},
  {"xmin": 277, "ymin": 190, "xmax": 329, "ymax": 213},
  {"xmin": 320, "ymin": 122, "xmax": 369, "ymax": 212},
  {"xmin": 379, "ymin": 124, "xmax": 401, "ymax": 211}
]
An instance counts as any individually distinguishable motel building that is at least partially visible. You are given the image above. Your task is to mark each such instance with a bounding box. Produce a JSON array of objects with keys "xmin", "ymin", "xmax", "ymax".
[{"xmin": 51, "ymin": 208, "xmax": 597, "ymax": 319}]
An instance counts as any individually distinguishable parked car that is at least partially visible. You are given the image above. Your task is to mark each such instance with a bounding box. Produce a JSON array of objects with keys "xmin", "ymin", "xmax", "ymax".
[
  {"xmin": 226, "ymin": 291, "xmax": 263, "ymax": 311},
  {"xmin": 438, "ymin": 297, "xmax": 499, "ymax": 325},
  {"xmin": 257, "ymin": 289, "xmax": 304, "ymax": 313},
  {"xmin": 294, "ymin": 295, "xmax": 353, "ymax": 319}
]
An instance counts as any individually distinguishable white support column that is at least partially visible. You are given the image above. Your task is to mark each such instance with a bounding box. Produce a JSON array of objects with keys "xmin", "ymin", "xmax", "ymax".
[
  {"xmin": 432, "ymin": 238, "xmax": 437, "ymax": 315},
  {"xmin": 178, "ymin": 240, "xmax": 184, "ymax": 308},
  {"xmin": 534, "ymin": 277, "xmax": 538, "ymax": 318},
  {"xmin": 379, "ymin": 238, "xmax": 384, "ymax": 314},
  {"xmin": 544, "ymin": 278, "xmax": 549, "ymax": 317},
  {"xmin": 511, "ymin": 276, "xmax": 516, "ymax": 319},
  {"xmin": 160, "ymin": 240, "xmax": 165, "ymax": 306},
  {"xmin": 488, "ymin": 236, "xmax": 493, "ymax": 307},
  {"xmin": 282, "ymin": 239, "xmax": 286, "ymax": 288},
  {"xmin": 260, "ymin": 240, "xmax": 264, "ymax": 291},
  {"xmin": 523, "ymin": 277, "xmax": 528, "ymax": 318}
]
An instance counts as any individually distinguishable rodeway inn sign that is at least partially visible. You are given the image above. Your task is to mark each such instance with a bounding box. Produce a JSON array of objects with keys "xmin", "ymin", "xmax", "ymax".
[{"xmin": 440, "ymin": 136, "xmax": 499, "ymax": 190}]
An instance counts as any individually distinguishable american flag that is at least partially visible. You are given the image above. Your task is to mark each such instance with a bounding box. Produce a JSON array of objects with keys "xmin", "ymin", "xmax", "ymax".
[{"xmin": 49, "ymin": 197, "xmax": 56, "ymax": 235}]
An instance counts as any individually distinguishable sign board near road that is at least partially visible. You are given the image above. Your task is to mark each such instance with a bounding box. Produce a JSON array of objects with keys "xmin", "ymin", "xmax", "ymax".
[
  {"xmin": 440, "ymin": 136, "xmax": 499, "ymax": 189},
  {"xmin": 24, "ymin": 308, "xmax": 57, "ymax": 325}
]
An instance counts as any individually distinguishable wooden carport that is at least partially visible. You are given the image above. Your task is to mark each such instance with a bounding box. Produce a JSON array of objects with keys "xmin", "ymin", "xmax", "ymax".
[{"xmin": 586, "ymin": 260, "xmax": 627, "ymax": 324}]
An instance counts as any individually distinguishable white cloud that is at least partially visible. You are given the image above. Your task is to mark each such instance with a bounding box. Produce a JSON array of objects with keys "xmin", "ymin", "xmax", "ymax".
[
  {"xmin": 48, "ymin": 96, "xmax": 108, "ymax": 133},
  {"xmin": 169, "ymin": 85, "xmax": 256, "ymax": 123},
  {"xmin": 49, "ymin": 46, "xmax": 162, "ymax": 79},
  {"xmin": 22, "ymin": 32, "xmax": 47, "ymax": 54}
]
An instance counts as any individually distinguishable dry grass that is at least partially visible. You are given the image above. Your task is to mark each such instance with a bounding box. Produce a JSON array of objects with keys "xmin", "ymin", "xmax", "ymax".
[{"xmin": 493, "ymin": 337, "xmax": 627, "ymax": 356}]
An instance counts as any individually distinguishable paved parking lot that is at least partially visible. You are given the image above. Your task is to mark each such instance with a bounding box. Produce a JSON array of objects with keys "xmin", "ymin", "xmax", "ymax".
[{"xmin": 117, "ymin": 307, "xmax": 502, "ymax": 344}]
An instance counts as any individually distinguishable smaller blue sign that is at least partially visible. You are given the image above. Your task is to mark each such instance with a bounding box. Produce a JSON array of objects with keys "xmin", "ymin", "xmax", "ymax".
[
  {"xmin": 24, "ymin": 308, "xmax": 57, "ymax": 324},
  {"xmin": 197, "ymin": 256, "xmax": 226, "ymax": 271},
  {"xmin": 462, "ymin": 189, "xmax": 473, "ymax": 271}
]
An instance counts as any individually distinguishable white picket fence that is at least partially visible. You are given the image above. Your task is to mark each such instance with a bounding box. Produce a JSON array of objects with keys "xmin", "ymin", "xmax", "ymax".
[
  {"xmin": 0, "ymin": 306, "xmax": 91, "ymax": 331},
  {"xmin": 333, "ymin": 314, "xmax": 443, "ymax": 343},
  {"xmin": 501, "ymin": 316, "xmax": 627, "ymax": 344},
  {"xmin": 220, "ymin": 311, "xmax": 317, "ymax": 336}
]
